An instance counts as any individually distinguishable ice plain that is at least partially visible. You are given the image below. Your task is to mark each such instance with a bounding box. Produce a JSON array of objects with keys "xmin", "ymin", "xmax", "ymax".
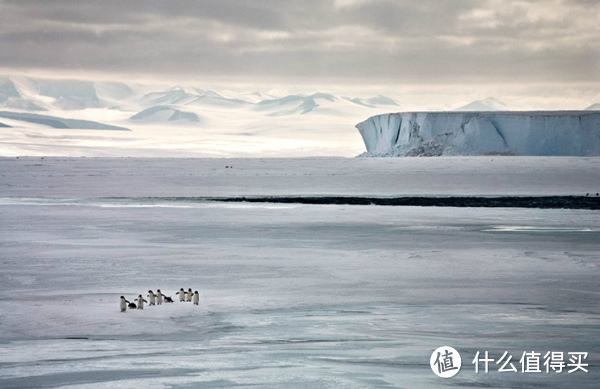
[{"xmin": 0, "ymin": 157, "xmax": 599, "ymax": 388}]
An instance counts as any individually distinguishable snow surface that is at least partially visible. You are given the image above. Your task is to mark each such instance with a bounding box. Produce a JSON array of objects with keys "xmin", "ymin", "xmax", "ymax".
[
  {"xmin": 0, "ymin": 157, "xmax": 599, "ymax": 388},
  {"xmin": 2, "ymin": 157, "xmax": 599, "ymax": 198},
  {"xmin": 356, "ymin": 111, "xmax": 600, "ymax": 156}
]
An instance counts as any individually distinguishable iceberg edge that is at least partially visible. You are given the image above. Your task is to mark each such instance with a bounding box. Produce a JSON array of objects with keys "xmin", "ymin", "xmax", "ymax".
[{"xmin": 356, "ymin": 111, "xmax": 600, "ymax": 156}]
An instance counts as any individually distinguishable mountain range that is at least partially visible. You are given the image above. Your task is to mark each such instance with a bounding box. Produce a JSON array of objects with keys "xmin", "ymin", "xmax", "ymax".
[
  {"xmin": 0, "ymin": 76, "xmax": 400, "ymax": 124},
  {"xmin": 1, "ymin": 75, "xmax": 598, "ymax": 157}
]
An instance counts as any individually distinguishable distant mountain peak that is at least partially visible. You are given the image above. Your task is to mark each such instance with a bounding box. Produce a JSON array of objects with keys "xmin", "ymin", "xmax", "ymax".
[
  {"xmin": 130, "ymin": 105, "xmax": 201, "ymax": 123},
  {"xmin": 0, "ymin": 76, "xmax": 47, "ymax": 111},
  {"xmin": 455, "ymin": 97, "xmax": 508, "ymax": 111},
  {"xmin": 585, "ymin": 102, "xmax": 600, "ymax": 111},
  {"xmin": 345, "ymin": 95, "xmax": 398, "ymax": 108}
]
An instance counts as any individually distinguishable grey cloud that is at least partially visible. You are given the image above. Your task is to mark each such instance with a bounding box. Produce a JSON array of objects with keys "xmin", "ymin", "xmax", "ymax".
[{"xmin": 0, "ymin": 0, "xmax": 597, "ymax": 83}]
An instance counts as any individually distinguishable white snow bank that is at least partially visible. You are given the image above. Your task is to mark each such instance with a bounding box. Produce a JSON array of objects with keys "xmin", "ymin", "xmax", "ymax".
[{"xmin": 356, "ymin": 111, "xmax": 600, "ymax": 156}]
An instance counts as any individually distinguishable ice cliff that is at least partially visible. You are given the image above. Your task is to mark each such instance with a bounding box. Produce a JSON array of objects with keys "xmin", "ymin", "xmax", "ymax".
[{"xmin": 356, "ymin": 111, "xmax": 600, "ymax": 156}]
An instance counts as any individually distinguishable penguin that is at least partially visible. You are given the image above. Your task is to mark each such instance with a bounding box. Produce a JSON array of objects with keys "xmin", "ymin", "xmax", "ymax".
[
  {"xmin": 164, "ymin": 296, "xmax": 174, "ymax": 303},
  {"xmin": 147, "ymin": 290, "xmax": 156, "ymax": 306},
  {"xmin": 128, "ymin": 301, "xmax": 137, "ymax": 310},
  {"xmin": 186, "ymin": 288, "xmax": 193, "ymax": 302},
  {"xmin": 176, "ymin": 288, "xmax": 186, "ymax": 302},
  {"xmin": 192, "ymin": 291, "xmax": 200, "ymax": 305},
  {"xmin": 156, "ymin": 289, "xmax": 164, "ymax": 305},
  {"xmin": 120, "ymin": 296, "xmax": 129, "ymax": 312},
  {"xmin": 135, "ymin": 294, "xmax": 148, "ymax": 310}
]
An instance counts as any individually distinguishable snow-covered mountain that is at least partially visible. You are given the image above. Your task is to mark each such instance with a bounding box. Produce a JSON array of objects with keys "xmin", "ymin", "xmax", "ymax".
[
  {"xmin": 0, "ymin": 75, "xmax": 400, "ymax": 117},
  {"xmin": 255, "ymin": 93, "xmax": 338, "ymax": 115},
  {"xmin": 0, "ymin": 77, "xmax": 47, "ymax": 111},
  {"xmin": 140, "ymin": 87, "xmax": 249, "ymax": 108},
  {"xmin": 356, "ymin": 111, "xmax": 600, "ymax": 156},
  {"xmin": 139, "ymin": 87, "xmax": 198, "ymax": 106},
  {"xmin": 455, "ymin": 97, "xmax": 509, "ymax": 111},
  {"xmin": 586, "ymin": 103, "xmax": 600, "ymax": 111},
  {"xmin": 130, "ymin": 105, "xmax": 201, "ymax": 123},
  {"xmin": 33, "ymin": 79, "xmax": 103, "ymax": 110},
  {"xmin": 192, "ymin": 89, "xmax": 250, "ymax": 107},
  {"xmin": 0, "ymin": 77, "xmax": 21, "ymax": 103},
  {"xmin": 0, "ymin": 76, "xmax": 140, "ymax": 111},
  {"xmin": 0, "ymin": 111, "xmax": 129, "ymax": 131},
  {"xmin": 253, "ymin": 92, "xmax": 399, "ymax": 116},
  {"xmin": 1, "ymin": 75, "xmax": 407, "ymax": 156},
  {"xmin": 344, "ymin": 95, "xmax": 398, "ymax": 108}
]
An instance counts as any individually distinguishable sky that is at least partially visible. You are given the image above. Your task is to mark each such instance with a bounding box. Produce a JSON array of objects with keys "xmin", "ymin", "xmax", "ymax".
[{"xmin": 0, "ymin": 0, "xmax": 598, "ymax": 86}]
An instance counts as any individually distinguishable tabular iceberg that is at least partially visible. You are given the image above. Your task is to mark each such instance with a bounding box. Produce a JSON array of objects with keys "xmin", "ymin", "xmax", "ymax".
[{"xmin": 356, "ymin": 111, "xmax": 600, "ymax": 156}]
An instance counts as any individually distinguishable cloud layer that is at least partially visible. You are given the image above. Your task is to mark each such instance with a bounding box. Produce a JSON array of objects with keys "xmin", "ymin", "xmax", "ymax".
[{"xmin": 0, "ymin": 0, "xmax": 598, "ymax": 83}]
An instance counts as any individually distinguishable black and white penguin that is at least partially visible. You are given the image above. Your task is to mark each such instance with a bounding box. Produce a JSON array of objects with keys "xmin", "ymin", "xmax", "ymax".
[
  {"xmin": 147, "ymin": 290, "xmax": 156, "ymax": 306},
  {"xmin": 176, "ymin": 288, "xmax": 186, "ymax": 302},
  {"xmin": 186, "ymin": 288, "xmax": 193, "ymax": 302},
  {"xmin": 164, "ymin": 296, "xmax": 174, "ymax": 303},
  {"xmin": 156, "ymin": 289, "xmax": 164, "ymax": 305},
  {"xmin": 120, "ymin": 296, "xmax": 129, "ymax": 312},
  {"xmin": 135, "ymin": 294, "xmax": 148, "ymax": 309},
  {"xmin": 128, "ymin": 301, "xmax": 137, "ymax": 310},
  {"xmin": 192, "ymin": 291, "xmax": 200, "ymax": 305}
]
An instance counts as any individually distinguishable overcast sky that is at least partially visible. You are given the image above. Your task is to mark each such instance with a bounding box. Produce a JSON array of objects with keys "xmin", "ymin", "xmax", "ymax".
[{"xmin": 0, "ymin": 0, "xmax": 598, "ymax": 85}]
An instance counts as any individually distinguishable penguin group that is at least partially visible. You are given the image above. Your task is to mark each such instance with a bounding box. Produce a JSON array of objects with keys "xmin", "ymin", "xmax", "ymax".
[
  {"xmin": 177, "ymin": 288, "xmax": 200, "ymax": 305},
  {"xmin": 120, "ymin": 288, "xmax": 200, "ymax": 312}
]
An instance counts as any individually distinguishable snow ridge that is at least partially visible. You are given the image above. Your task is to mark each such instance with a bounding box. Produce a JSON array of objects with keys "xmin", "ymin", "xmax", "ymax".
[
  {"xmin": 0, "ymin": 111, "xmax": 130, "ymax": 131},
  {"xmin": 130, "ymin": 105, "xmax": 201, "ymax": 123}
]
